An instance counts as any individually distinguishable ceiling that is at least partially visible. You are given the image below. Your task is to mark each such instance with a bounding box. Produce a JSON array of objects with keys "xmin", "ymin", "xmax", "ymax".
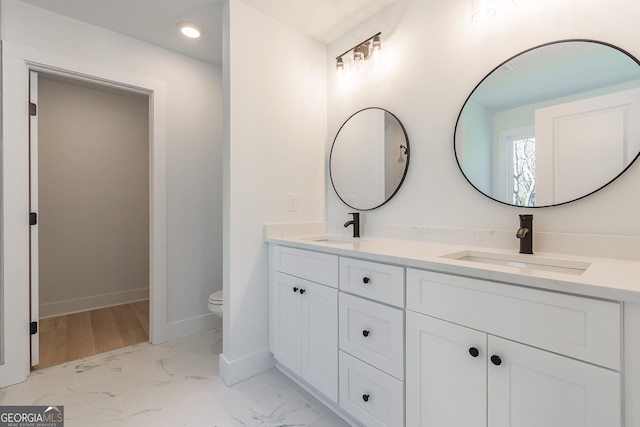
[
  {"xmin": 21, "ymin": 0, "xmax": 225, "ymax": 64},
  {"xmin": 20, "ymin": 0, "xmax": 396, "ymax": 65},
  {"xmin": 241, "ymin": 0, "xmax": 395, "ymax": 44}
]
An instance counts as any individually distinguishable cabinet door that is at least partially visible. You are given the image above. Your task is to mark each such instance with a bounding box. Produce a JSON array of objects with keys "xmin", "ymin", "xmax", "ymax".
[
  {"xmin": 406, "ymin": 312, "xmax": 487, "ymax": 427},
  {"xmin": 270, "ymin": 271, "xmax": 302, "ymax": 375},
  {"xmin": 300, "ymin": 280, "xmax": 338, "ymax": 403},
  {"xmin": 488, "ymin": 336, "xmax": 621, "ymax": 427}
]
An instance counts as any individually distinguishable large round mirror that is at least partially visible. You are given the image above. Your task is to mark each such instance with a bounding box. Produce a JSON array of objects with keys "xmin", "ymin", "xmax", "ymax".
[
  {"xmin": 455, "ymin": 40, "xmax": 640, "ymax": 207},
  {"xmin": 330, "ymin": 108, "xmax": 410, "ymax": 210}
]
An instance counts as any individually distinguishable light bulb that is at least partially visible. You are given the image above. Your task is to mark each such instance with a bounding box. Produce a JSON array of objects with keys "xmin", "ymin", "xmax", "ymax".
[
  {"xmin": 352, "ymin": 52, "xmax": 364, "ymax": 75},
  {"xmin": 336, "ymin": 64, "xmax": 345, "ymax": 85},
  {"xmin": 370, "ymin": 36, "xmax": 383, "ymax": 70}
]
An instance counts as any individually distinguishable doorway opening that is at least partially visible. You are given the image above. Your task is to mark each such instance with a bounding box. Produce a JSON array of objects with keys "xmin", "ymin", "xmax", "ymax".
[{"xmin": 29, "ymin": 72, "xmax": 151, "ymax": 370}]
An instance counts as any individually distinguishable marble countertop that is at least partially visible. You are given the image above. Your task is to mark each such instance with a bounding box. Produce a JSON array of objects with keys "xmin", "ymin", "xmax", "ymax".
[{"xmin": 266, "ymin": 233, "xmax": 640, "ymax": 304}]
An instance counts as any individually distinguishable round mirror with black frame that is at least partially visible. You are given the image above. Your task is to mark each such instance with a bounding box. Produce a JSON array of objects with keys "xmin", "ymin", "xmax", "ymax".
[
  {"xmin": 454, "ymin": 39, "xmax": 640, "ymax": 208},
  {"xmin": 330, "ymin": 107, "xmax": 410, "ymax": 211}
]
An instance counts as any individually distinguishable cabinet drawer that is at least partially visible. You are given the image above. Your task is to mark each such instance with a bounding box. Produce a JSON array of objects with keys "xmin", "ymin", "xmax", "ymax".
[
  {"xmin": 339, "ymin": 257, "xmax": 404, "ymax": 307},
  {"xmin": 406, "ymin": 269, "xmax": 621, "ymax": 370},
  {"xmin": 339, "ymin": 293, "xmax": 404, "ymax": 380},
  {"xmin": 339, "ymin": 351, "xmax": 404, "ymax": 427},
  {"xmin": 270, "ymin": 245, "xmax": 338, "ymax": 287}
]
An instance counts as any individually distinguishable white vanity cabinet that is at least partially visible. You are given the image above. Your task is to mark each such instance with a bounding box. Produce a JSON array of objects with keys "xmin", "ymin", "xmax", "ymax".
[
  {"xmin": 406, "ymin": 268, "xmax": 622, "ymax": 427},
  {"xmin": 338, "ymin": 257, "xmax": 405, "ymax": 427},
  {"xmin": 267, "ymin": 238, "xmax": 632, "ymax": 427},
  {"xmin": 269, "ymin": 245, "xmax": 339, "ymax": 403}
]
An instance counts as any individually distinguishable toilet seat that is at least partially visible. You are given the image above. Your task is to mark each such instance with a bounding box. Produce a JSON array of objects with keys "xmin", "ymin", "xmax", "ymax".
[
  {"xmin": 208, "ymin": 289, "xmax": 223, "ymax": 319},
  {"xmin": 208, "ymin": 290, "xmax": 223, "ymax": 305}
]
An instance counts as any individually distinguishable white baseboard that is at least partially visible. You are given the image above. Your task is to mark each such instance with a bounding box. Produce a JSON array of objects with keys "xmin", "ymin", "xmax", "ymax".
[
  {"xmin": 39, "ymin": 288, "xmax": 149, "ymax": 318},
  {"xmin": 219, "ymin": 348, "xmax": 275, "ymax": 386},
  {"xmin": 153, "ymin": 314, "xmax": 221, "ymax": 344}
]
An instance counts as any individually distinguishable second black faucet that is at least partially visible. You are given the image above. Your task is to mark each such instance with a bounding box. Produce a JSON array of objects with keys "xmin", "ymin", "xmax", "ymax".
[{"xmin": 516, "ymin": 214, "xmax": 533, "ymax": 254}]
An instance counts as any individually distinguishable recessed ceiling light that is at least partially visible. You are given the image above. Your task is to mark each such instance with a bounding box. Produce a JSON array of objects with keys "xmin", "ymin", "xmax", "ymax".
[{"xmin": 177, "ymin": 21, "xmax": 202, "ymax": 39}]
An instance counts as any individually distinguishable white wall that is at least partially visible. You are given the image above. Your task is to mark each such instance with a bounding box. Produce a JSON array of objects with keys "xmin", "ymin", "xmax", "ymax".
[
  {"xmin": 327, "ymin": 0, "xmax": 640, "ymax": 256},
  {"xmin": 221, "ymin": 0, "xmax": 326, "ymax": 385},
  {"xmin": 0, "ymin": 0, "xmax": 223, "ymax": 386}
]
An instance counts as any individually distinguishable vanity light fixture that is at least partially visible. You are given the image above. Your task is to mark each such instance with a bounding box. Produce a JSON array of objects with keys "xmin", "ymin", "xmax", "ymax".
[
  {"xmin": 335, "ymin": 32, "xmax": 383, "ymax": 75},
  {"xmin": 177, "ymin": 21, "xmax": 203, "ymax": 39},
  {"xmin": 472, "ymin": 0, "xmax": 496, "ymax": 22}
]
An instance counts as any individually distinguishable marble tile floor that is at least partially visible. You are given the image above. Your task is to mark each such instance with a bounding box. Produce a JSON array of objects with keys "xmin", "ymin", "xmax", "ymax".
[{"xmin": 0, "ymin": 329, "xmax": 350, "ymax": 427}]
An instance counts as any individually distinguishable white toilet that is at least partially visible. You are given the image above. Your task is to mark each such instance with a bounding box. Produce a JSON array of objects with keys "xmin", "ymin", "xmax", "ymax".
[{"xmin": 208, "ymin": 289, "xmax": 223, "ymax": 318}]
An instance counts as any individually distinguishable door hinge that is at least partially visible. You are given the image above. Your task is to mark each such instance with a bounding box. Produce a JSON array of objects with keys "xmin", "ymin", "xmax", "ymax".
[
  {"xmin": 29, "ymin": 212, "xmax": 37, "ymax": 225},
  {"xmin": 30, "ymin": 321, "xmax": 38, "ymax": 335},
  {"xmin": 29, "ymin": 102, "xmax": 37, "ymax": 116}
]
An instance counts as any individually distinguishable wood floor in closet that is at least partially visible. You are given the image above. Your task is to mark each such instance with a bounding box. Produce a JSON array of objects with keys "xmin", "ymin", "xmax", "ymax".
[{"xmin": 33, "ymin": 300, "xmax": 149, "ymax": 370}]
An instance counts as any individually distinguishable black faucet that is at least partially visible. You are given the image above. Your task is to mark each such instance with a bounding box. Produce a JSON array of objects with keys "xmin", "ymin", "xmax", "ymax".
[
  {"xmin": 344, "ymin": 212, "xmax": 360, "ymax": 238},
  {"xmin": 516, "ymin": 214, "xmax": 533, "ymax": 254}
]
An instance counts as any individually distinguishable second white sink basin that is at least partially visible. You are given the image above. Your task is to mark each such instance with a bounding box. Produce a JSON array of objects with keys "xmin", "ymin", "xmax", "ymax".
[{"xmin": 442, "ymin": 250, "xmax": 591, "ymax": 276}]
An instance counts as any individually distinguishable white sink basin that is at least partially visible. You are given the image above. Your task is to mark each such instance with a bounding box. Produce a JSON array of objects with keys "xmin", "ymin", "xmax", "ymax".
[
  {"xmin": 303, "ymin": 236, "xmax": 358, "ymax": 245},
  {"xmin": 442, "ymin": 250, "xmax": 591, "ymax": 276}
]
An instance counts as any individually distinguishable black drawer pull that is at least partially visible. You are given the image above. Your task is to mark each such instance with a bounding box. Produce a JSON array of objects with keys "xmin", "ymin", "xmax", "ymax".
[
  {"xmin": 468, "ymin": 347, "xmax": 479, "ymax": 358},
  {"xmin": 362, "ymin": 277, "xmax": 370, "ymax": 284},
  {"xmin": 362, "ymin": 330, "xmax": 370, "ymax": 337},
  {"xmin": 491, "ymin": 355, "xmax": 502, "ymax": 366},
  {"xmin": 362, "ymin": 394, "xmax": 370, "ymax": 402}
]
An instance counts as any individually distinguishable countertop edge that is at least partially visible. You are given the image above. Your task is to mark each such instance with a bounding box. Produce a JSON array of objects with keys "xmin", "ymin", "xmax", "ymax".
[{"xmin": 266, "ymin": 235, "xmax": 640, "ymax": 304}]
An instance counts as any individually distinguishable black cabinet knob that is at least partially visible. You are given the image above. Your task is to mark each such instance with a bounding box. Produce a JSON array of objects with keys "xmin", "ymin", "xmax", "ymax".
[
  {"xmin": 299, "ymin": 289, "xmax": 306, "ymax": 295},
  {"xmin": 362, "ymin": 277, "xmax": 370, "ymax": 284},
  {"xmin": 293, "ymin": 287, "xmax": 298, "ymax": 292},
  {"xmin": 362, "ymin": 394, "xmax": 370, "ymax": 402},
  {"xmin": 468, "ymin": 347, "xmax": 479, "ymax": 358},
  {"xmin": 491, "ymin": 355, "xmax": 502, "ymax": 366},
  {"xmin": 362, "ymin": 330, "xmax": 370, "ymax": 337}
]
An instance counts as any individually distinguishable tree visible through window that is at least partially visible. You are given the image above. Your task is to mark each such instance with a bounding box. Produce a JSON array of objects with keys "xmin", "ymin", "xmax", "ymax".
[{"xmin": 512, "ymin": 137, "xmax": 535, "ymax": 206}]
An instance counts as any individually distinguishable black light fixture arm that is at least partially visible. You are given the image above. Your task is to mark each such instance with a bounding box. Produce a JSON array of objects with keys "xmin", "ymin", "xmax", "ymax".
[{"xmin": 335, "ymin": 32, "xmax": 382, "ymax": 62}]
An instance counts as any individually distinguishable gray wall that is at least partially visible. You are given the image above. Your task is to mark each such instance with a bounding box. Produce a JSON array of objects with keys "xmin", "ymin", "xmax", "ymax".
[{"xmin": 38, "ymin": 75, "xmax": 149, "ymax": 316}]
